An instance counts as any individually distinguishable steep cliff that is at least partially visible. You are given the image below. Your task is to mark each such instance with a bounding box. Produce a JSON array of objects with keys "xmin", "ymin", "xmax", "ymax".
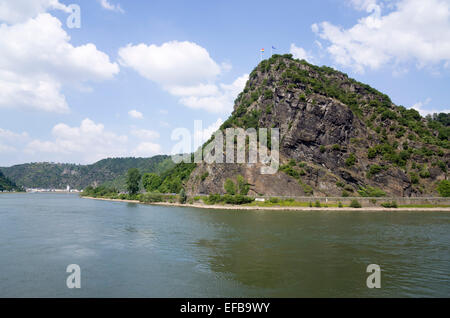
[{"xmin": 186, "ymin": 54, "xmax": 449, "ymax": 197}]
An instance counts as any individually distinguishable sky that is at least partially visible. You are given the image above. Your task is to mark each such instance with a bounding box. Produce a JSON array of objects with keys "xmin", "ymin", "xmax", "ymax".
[{"xmin": 0, "ymin": 0, "xmax": 449, "ymax": 166}]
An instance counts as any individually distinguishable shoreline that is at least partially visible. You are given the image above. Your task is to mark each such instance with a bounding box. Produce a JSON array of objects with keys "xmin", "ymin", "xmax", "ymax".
[{"xmin": 82, "ymin": 196, "xmax": 450, "ymax": 212}]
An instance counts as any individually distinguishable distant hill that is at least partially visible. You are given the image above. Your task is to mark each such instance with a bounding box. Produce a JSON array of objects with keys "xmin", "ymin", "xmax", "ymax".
[
  {"xmin": 1, "ymin": 155, "xmax": 175, "ymax": 190},
  {"xmin": 0, "ymin": 170, "xmax": 22, "ymax": 192}
]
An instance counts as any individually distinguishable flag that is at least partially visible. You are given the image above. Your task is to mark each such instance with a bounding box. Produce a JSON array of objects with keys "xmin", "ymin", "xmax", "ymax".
[{"xmin": 261, "ymin": 48, "xmax": 265, "ymax": 52}]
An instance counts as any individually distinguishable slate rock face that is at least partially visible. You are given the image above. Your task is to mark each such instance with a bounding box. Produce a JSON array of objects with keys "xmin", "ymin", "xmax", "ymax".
[{"xmin": 186, "ymin": 55, "xmax": 448, "ymax": 197}]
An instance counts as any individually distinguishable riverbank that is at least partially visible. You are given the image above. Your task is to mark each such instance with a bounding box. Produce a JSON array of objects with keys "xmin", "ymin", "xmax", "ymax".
[{"xmin": 82, "ymin": 196, "xmax": 450, "ymax": 212}]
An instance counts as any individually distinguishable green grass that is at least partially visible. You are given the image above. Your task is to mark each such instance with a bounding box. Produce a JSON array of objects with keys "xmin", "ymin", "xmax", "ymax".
[
  {"xmin": 244, "ymin": 200, "xmax": 348, "ymax": 208},
  {"xmin": 397, "ymin": 204, "xmax": 450, "ymax": 208}
]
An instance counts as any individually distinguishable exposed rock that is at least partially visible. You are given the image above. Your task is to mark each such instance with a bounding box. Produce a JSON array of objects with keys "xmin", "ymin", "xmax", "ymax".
[{"xmin": 186, "ymin": 55, "xmax": 449, "ymax": 197}]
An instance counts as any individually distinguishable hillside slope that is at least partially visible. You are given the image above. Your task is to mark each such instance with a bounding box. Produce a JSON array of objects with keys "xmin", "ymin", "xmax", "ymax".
[
  {"xmin": 1, "ymin": 155, "xmax": 175, "ymax": 190},
  {"xmin": 185, "ymin": 54, "xmax": 449, "ymax": 197},
  {"xmin": 0, "ymin": 171, "xmax": 22, "ymax": 192}
]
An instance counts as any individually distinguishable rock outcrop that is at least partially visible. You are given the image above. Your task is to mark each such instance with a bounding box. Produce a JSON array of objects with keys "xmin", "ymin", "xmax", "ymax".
[{"xmin": 186, "ymin": 55, "xmax": 449, "ymax": 197}]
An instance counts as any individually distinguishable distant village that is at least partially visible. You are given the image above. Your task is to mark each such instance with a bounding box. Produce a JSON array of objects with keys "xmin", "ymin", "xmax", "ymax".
[{"xmin": 25, "ymin": 185, "xmax": 82, "ymax": 193}]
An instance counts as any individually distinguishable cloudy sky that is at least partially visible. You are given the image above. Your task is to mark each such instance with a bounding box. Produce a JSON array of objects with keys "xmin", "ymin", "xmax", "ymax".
[{"xmin": 0, "ymin": 0, "xmax": 449, "ymax": 166}]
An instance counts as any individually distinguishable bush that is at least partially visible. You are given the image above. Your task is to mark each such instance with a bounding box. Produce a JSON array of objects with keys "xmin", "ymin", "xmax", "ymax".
[
  {"xmin": 320, "ymin": 145, "xmax": 326, "ymax": 153},
  {"xmin": 209, "ymin": 194, "xmax": 254, "ymax": 205},
  {"xmin": 200, "ymin": 172, "xmax": 209, "ymax": 181},
  {"xmin": 302, "ymin": 184, "xmax": 313, "ymax": 196},
  {"xmin": 345, "ymin": 153, "xmax": 356, "ymax": 167},
  {"xmin": 381, "ymin": 201, "xmax": 398, "ymax": 208},
  {"xmin": 336, "ymin": 181, "xmax": 345, "ymax": 188},
  {"xmin": 224, "ymin": 178, "xmax": 236, "ymax": 195},
  {"xmin": 179, "ymin": 188, "xmax": 187, "ymax": 204},
  {"xmin": 269, "ymin": 197, "xmax": 279, "ymax": 203},
  {"xmin": 264, "ymin": 89, "xmax": 273, "ymax": 99},
  {"xmin": 314, "ymin": 200, "xmax": 321, "ymax": 207},
  {"xmin": 367, "ymin": 165, "xmax": 383, "ymax": 177},
  {"xmin": 350, "ymin": 199, "xmax": 362, "ymax": 208},
  {"xmin": 204, "ymin": 194, "xmax": 223, "ymax": 205},
  {"xmin": 419, "ymin": 170, "xmax": 430, "ymax": 178},
  {"xmin": 344, "ymin": 185, "xmax": 354, "ymax": 192},
  {"xmin": 142, "ymin": 173, "xmax": 161, "ymax": 192},
  {"xmin": 237, "ymin": 175, "xmax": 250, "ymax": 195},
  {"xmin": 437, "ymin": 180, "xmax": 450, "ymax": 197},
  {"xmin": 358, "ymin": 186, "xmax": 386, "ymax": 197},
  {"xmin": 139, "ymin": 192, "xmax": 164, "ymax": 203},
  {"xmin": 410, "ymin": 172, "xmax": 419, "ymax": 184},
  {"xmin": 338, "ymin": 201, "xmax": 343, "ymax": 208}
]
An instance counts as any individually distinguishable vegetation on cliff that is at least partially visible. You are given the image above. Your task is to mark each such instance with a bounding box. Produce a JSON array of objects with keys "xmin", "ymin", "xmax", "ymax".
[{"xmin": 184, "ymin": 54, "xmax": 449, "ymax": 197}]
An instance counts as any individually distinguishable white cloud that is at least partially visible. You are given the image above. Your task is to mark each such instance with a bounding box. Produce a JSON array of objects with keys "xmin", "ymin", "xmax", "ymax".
[
  {"xmin": 130, "ymin": 129, "xmax": 160, "ymax": 140},
  {"xmin": 0, "ymin": 13, "xmax": 119, "ymax": 112},
  {"xmin": 289, "ymin": 44, "xmax": 314, "ymax": 62},
  {"xmin": 0, "ymin": 127, "xmax": 28, "ymax": 141},
  {"xmin": 0, "ymin": 0, "xmax": 70, "ymax": 24},
  {"xmin": 0, "ymin": 128, "xmax": 28, "ymax": 153},
  {"xmin": 0, "ymin": 143, "xmax": 16, "ymax": 153},
  {"xmin": 128, "ymin": 109, "xmax": 143, "ymax": 119},
  {"xmin": 348, "ymin": 0, "xmax": 382, "ymax": 16},
  {"xmin": 177, "ymin": 74, "xmax": 249, "ymax": 113},
  {"xmin": 12, "ymin": 119, "xmax": 164, "ymax": 163},
  {"xmin": 24, "ymin": 119, "xmax": 130, "ymax": 163},
  {"xmin": 118, "ymin": 41, "xmax": 222, "ymax": 86},
  {"xmin": 167, "ymin": 84, "xmax": 219, "ymax": 97},
  {"xmin": 119, "ymin": 40, "xmax": 248, "ymax": 114},
  {"xmin": 313, "ymin": 0, "xmax": 450, "ymax": 73},
  {"xmin": 194, "ymin": 118, "xmax": 223, "ymax": 144},
  {"xmin": 98, "ymin": 0, "xmax": 124, "ymax": 13},
  {"xmin": 132, "ymin": 142, "xmax": 162, "ymax": 158},
  {"xmin": 411, "ymin": 98, "xmax": 450, "ymax": 116}
]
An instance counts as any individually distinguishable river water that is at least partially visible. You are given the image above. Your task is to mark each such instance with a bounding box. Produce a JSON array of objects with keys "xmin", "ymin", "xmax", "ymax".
[{"xmin": 0, "ymin": 193, "xmax": 449, "ymax": 297}]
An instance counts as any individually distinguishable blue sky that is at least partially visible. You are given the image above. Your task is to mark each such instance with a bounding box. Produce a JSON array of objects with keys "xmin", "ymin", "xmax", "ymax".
[{"xmin": 0, "ymin": 0, "xmax": 449, "ymax": 166}]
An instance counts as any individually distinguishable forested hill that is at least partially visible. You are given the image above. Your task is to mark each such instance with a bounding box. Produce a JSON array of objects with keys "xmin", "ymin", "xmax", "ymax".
[
  {"xmin": 0, "ymin": 171, "xmax": 23, "ymax": 192},
  {"xmin": 0, "ymin": 155, "xmax": 175, "ymax": 190}
]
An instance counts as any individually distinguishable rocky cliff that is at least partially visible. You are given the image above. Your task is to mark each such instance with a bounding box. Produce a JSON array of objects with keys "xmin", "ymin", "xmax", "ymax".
[{"xmin": 186, "ymin": 54, "xmax": 449, "ymax": 197}]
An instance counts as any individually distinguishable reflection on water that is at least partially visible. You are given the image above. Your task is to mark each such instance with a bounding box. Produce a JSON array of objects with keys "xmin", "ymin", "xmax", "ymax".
[{"xmin": 0, "ymin": 193, "xmax": 449, "ymax": 297}]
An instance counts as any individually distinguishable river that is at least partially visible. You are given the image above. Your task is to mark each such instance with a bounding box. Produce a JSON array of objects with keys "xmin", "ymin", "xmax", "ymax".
[{"xmin": 0, "ymin": 193, "xmax": 449, "ymax": 297}]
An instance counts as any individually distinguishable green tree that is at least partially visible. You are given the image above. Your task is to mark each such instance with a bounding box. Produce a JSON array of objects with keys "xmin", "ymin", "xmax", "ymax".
[
  {"xmin": 224, "ymin": 178, "xmax": 236, "ymax": 195},
  {"xmin": 126, "ymin": 168, "xmax": 141, "ymax": 195},
  {"xmin": 350, "ymin": 199, "xmax": 362, "ymax": 208},
  {"xmin": 236, "ymin": 175, "xmax": 250, "ymax": 195},
  {"xmin": 179, "ymin": 188, "xmax": 187, "ymax": 204},
  {"xmin": 142, "ymin": 173, "xmax": 161, "ymax": 192},
  {"xmin": 437, "ymin": 180, "xmax": 450, "ymax": 197}
]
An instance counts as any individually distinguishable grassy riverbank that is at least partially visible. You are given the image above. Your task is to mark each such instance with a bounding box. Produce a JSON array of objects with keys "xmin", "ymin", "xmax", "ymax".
[{"xmin": 81, "ymin": 193, "xmax": 450, "ymax": 212}]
